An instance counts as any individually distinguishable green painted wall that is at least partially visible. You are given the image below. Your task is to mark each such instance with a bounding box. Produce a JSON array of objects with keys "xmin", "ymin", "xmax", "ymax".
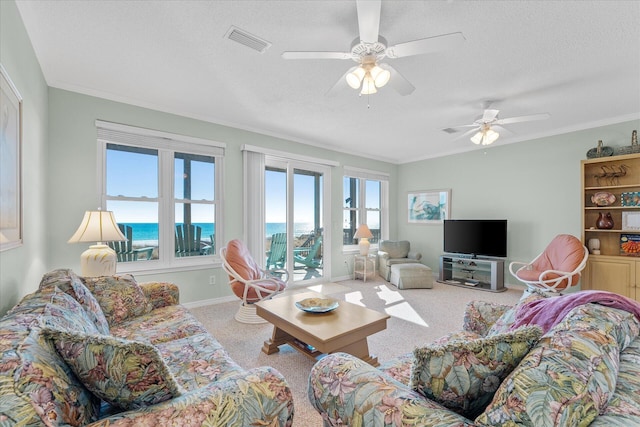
[
  {"xmin": 397, "ymin": 119, "xmax": 640, "ymax": 287},
  {"xmin": 46, "ymin": 88, "xmax": 396, "ymax": 305},
  {"xmin": 0, "ymin": 1, "xmax": 49, "ymax": 315}
]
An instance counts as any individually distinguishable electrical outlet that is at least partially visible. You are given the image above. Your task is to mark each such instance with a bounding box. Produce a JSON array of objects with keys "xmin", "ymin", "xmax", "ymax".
[{"xmin": 209, "ymin": 276, "xmax": 216, "ymax": 285}]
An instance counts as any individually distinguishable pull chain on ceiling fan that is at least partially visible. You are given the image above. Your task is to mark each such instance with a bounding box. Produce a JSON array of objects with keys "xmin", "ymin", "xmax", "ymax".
[{"xmin": 282, "ymin": 0, "xmax": 465, "ymax": 96}]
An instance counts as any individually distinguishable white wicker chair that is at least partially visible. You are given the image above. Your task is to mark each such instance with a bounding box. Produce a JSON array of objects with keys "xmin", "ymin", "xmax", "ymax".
[
  {"xmin": 509, "ymin": 234, "xmax": 588, "ymax": 293},
  {"xmin": 220, "ymin": 239, "xmax": 289, "ymax": 323}
]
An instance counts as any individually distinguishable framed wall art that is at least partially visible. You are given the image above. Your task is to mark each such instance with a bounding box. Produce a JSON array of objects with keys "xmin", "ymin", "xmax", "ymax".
[
  {"xmin": 407, "ymin": 189, "xmax": 450, "ymax": 224},
  {"xmin": 1, "ymin": 64, "xmax": 23, "ymax": 251}
]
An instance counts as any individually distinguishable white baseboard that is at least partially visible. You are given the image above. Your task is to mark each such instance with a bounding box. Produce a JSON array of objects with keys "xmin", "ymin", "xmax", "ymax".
[
  {"xmin": 183, "ymin": 275, "xmax": 358, "ymax": 308},
  {"xmin": 183, "ymin": 295, "xmax": 237, "ymax": 309},
  {"xmin": 331, "ymin": 274, "xmax": 354, "ymax": 282}
]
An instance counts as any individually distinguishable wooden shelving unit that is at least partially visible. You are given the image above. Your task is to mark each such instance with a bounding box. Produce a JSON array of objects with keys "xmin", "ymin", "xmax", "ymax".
[{"xmin": 581, "ymin": 153, "xmax": 640, "ymax": 301}]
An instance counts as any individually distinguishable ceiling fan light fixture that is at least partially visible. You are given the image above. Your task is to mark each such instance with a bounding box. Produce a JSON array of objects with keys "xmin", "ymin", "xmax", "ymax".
[
  {"xmin": 360, "ymin": 74, "xmax": 377, "ymax": 94},
  {"xmin": 346, "ymin": 66, "xmax": 366, "ymax": 89},
  {"xmin": 471, "ymin": 126, "xmax": 500, "ymax": 145},
  {"xmin": 370, "ymin": 65, "xmax": 390, "ymax": 88},
  {"xmin": 483, "ymin": 128, "xmax": 500, "ymax": 145}
]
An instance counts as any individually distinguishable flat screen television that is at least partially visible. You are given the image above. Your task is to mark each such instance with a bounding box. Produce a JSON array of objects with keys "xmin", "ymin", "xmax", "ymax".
[{"xmin": 443, "ymin": 219, "xmax": 507, "ymax": 258}]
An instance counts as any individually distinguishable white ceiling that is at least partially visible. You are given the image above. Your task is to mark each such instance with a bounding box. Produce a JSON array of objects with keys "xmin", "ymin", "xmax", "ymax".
[{"xmin": 15, "ymin": 0, "xmax": 640, "ymax": 164}]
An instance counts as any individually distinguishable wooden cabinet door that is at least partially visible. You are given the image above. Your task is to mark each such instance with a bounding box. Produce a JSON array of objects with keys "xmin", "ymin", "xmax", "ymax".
[{"xmin": 585, "ymin": 257, "xmax": 635, "ymax": 298}]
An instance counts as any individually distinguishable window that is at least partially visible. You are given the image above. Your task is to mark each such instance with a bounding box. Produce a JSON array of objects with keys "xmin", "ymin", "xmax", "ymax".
[
  {"xmin": 343, "ymin": 167, "xmax": 389, "ymax": 251},
  {"xmin": 97, "ymin": 121, "xmax": 224, "ymax": 272}
]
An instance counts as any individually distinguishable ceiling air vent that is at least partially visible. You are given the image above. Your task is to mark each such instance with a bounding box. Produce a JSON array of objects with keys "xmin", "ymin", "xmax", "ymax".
[
  {"xmin": 441, "ymin": 128, "xmax": 460, "ymax": 134},
  {"xmin": 224, "ymin": 26, "xmax": 271, "ymax": 53}
]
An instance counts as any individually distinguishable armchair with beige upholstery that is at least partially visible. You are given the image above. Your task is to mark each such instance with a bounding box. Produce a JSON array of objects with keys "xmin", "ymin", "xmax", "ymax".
[{"xmin": 377, "ymin": 240, "xmax": 422, "ymax": 281}]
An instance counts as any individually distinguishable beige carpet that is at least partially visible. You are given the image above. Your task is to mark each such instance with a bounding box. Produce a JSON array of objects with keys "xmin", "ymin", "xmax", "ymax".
[{"xmin": 189, "ymin": 277, "xmax": 524, "ymax": 426}]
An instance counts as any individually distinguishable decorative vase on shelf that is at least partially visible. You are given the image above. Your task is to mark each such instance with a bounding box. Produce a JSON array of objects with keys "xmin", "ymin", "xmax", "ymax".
[
  {"xmin": 588, "ymin": 238, "xmax": 601, "ymax": 255},
  {"xmin": 596, "ymin": 212, "xmax": 614, "ymax": 229}
]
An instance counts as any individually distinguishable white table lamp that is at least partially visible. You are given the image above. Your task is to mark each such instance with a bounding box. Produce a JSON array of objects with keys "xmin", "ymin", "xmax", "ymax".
[
  {"xmin": 354, "ymin": 224, "xmax": 374, "ymax": 255},
  {"xmin": 68, "ymin": 209, "xmax": 126, "ymax": 277}
]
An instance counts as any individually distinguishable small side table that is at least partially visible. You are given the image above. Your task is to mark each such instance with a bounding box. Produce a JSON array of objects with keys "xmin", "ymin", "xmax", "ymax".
[{"xmin": 354, "ymin": 254, "xmax": 377, "ymax": 282}]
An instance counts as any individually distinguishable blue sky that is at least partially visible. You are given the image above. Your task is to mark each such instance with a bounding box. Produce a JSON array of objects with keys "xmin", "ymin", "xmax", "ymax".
[{"xmin": 107, "ymin": 149, "xmax": 317, "ymax": 224}]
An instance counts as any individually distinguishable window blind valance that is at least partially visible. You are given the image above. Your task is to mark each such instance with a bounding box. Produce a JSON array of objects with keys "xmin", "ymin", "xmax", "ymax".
[
  {"xmin": 96, "ymin": 120, "xmax": 225, "ymax": 156},
  {"xmin": 241, "ymin": 144, "xmax": 339, "ymax": 167},
  {"xmin": 343, "ymin": 166, "xmax": 390, "ymax": 182}
]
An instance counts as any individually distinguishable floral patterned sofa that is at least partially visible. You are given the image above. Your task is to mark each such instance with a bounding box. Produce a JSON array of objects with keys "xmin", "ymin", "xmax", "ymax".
[
  {"xmin": 0, "ymin": 269, "xmax": 294, "ymax": 426},
  {"xmin": 308, "ymin": 289, "xmax": 640, "ymax": 427}
]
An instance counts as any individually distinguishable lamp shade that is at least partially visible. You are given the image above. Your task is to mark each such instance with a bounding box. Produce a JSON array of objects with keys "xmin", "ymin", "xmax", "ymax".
[
  {"xmin": 346, "ymin": 66, "xmax": 366, "ymax": 89},
  {"xmin": 68, "ymin": 210, "xmax": 126, "ymax": 277},
  {"xmin": 484, "ymin": 128, "xmax": 500, "ymax": 145},
  {"xmin": 354, "ymin": 224, "xmax": 374, "ymax": 256},
  {"xmin": 68, "ymin": 210, "xmax": 126, "ymax": 243},
  {"xmin": 353, "ymin": 224, "xmax": 374, "ymax": 239},
  {"xmin": 370, "ymin": 65, "xmax": 390, "ymax": 88},
  {"xmin": 360, "ymin": 75, "xmax": 377, "ymax": 95}
]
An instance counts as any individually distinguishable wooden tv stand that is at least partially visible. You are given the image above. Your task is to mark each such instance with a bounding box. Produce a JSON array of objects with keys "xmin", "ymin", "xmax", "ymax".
[{"xmin": 437, "ymin": 255, "xmax": 506, "ymax": 292}]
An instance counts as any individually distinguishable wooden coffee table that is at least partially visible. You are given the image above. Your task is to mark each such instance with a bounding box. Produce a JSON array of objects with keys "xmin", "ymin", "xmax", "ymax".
[{"xmin": 255, "ymin": 291, "xmax": 390, "ymax": 366}]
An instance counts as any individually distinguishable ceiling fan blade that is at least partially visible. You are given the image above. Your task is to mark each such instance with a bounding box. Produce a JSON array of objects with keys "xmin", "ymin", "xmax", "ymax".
[
  {"xmin": 379, "ymin": 63, "xmax": 415, "ymax": 96},
  {"xmin": 482, "ymin": 109, "xmax": 500, "ymax": 122},
  {"xmin": 282, "ymin": 51, "xmax": 352, "ymax": 60},
  {"xmin": 386, "ymin": 32, "xmax": 465, "ymax": 58},
  {"xmin": 495, "ymin": 113, "xmax": 551, "ymax": 125},
  {"xmin": 356, "ymin": 0, "xmax": 381, "ymax": 43},
  {"xmin": 325, "ymin": 66, "xmax": 357, "ymax": 97},
  {"xmin": 492, "ymin": 125, "xmax": 513, "ymax": 136},
  {"xmin": 448, "ymin": 124, "xmax": 481, "ymax": 130},
  {"xmin": 452, "ymin": 127, "xmax": 481, "ymax": 141}
]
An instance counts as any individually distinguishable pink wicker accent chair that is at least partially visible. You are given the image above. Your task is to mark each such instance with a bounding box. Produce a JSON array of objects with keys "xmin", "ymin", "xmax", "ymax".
[
  {"xmin": 220, "ymin": 239, "xmax": 289, "ymax": 323},
  {"xmin": 509, "ymin": 234, "xmax": 589, "ymax": 293}
]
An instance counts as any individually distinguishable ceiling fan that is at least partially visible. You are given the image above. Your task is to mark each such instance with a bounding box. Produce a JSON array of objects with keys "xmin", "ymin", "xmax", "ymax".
[
  {"xmin": 281, "ymin": 0, "xmax": 465, "ymax": 96},
  {"xmin": 447, "ymin": 105, "xmax": 551, "ymax": 146}
]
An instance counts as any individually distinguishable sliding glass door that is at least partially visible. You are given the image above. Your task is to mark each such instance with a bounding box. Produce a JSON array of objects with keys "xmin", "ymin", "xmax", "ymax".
[{"xmin": 265, "ymin": 159, "xmax": 328, "ymax": 284}]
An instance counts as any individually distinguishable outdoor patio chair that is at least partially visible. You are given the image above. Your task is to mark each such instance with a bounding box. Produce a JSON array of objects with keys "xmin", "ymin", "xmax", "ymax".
[
  {"xmin": 294, "ymin": 235, "xmax": 323, "ymax": 269},
  {"xmin": 265, "ymin": 232, "xmax": 287, "ymax": 269},
  {"xmin": 221, "ymin": 239, "xmax": 289, "ymax": 323},
  {"xmin": 175, "ymin": 224, "xmax": 212, "ymax": 257},
  {"xmin": 108, "ymin": 224, "xmax": 153, "ymax": 262}
]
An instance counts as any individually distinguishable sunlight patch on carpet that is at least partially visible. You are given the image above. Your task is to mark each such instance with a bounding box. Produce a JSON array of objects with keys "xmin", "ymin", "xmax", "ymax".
[
  {"xmin": 375, "ymin": 284, "xmax": 405, "ymax": 304},
  {"xmin": 344, "ymin": 288, "xmax": 429, "ymax": 327},
  {"xmin": 344, "ymin": 291, "xmax": 362, "ymax": 306},
  {"xmin": 305, "ymin": 282, "xmax": 350, "ymax": 295},
  {"xmin": 384, "ymin": 301, "xmax": 429, "ymax": 327}
]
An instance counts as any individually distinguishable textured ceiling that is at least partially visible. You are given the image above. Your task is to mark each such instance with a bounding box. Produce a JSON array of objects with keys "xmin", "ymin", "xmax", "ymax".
[{"xmin": 15, "ymin": 0, "xmax": 640, "ymax": 163}]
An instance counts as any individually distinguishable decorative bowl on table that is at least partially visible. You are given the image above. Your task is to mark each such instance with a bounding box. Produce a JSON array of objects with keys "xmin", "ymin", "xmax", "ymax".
[
  {"xmin": 295, "ymin": 297, "xmax": 339, "ymax": 313},
  {"xmin": 591, "ymin": 192, "xmax": 616, "ymax": 206}
]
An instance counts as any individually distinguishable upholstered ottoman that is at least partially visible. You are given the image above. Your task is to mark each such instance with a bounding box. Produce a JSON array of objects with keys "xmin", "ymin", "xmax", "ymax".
[{"xmin": 389, "ymin": 264, "xmax": 433, "ymax": 289}]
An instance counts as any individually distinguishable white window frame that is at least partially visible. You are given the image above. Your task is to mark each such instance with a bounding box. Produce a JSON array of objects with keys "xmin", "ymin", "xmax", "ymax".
[
  {"xmin": 343, "ymin": 166, "xmax": 389, "ymax": 254},
  {"xmin": 96, "ymin": 120, "xmax": 225, "ymax": 274}
]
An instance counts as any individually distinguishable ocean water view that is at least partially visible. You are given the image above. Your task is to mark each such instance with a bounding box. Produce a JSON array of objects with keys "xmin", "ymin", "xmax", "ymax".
[{"xmin": 123, "ymin": 222, "xmax": 315, "ymax": 245}]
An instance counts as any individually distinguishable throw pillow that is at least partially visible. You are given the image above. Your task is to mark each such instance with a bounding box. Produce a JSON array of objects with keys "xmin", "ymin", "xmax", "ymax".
[
  {"xmin": 39, "ymin": 290, "xmax": 100, "ymax": 335},
  {"xmin": 410, "ymin": 325, "xmax": 543, "ymax": 419},
  {"xmin": 44, "ymin": 328, "xmax": 183, "ymax": 410},
  {"xmin": 486, "ymin": 287, "xmax": 557, "ymax": 336},
  {"xmin": 39, "ymin": 268, "xmax": 110, "ymax": 334},
  {"xmin": 80, "ymin": 274, "xmax": 153, "ymax": 325}
]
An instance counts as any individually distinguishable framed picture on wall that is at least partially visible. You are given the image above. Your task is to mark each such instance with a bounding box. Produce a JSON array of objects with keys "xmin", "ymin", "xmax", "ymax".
[
  {"xmin": 1, "ymin": 64, "xmax": 23, "ymax": 251},
  {"xmin": 407, "ymin": 189, "xmax": 450, "ymax": 224}
]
